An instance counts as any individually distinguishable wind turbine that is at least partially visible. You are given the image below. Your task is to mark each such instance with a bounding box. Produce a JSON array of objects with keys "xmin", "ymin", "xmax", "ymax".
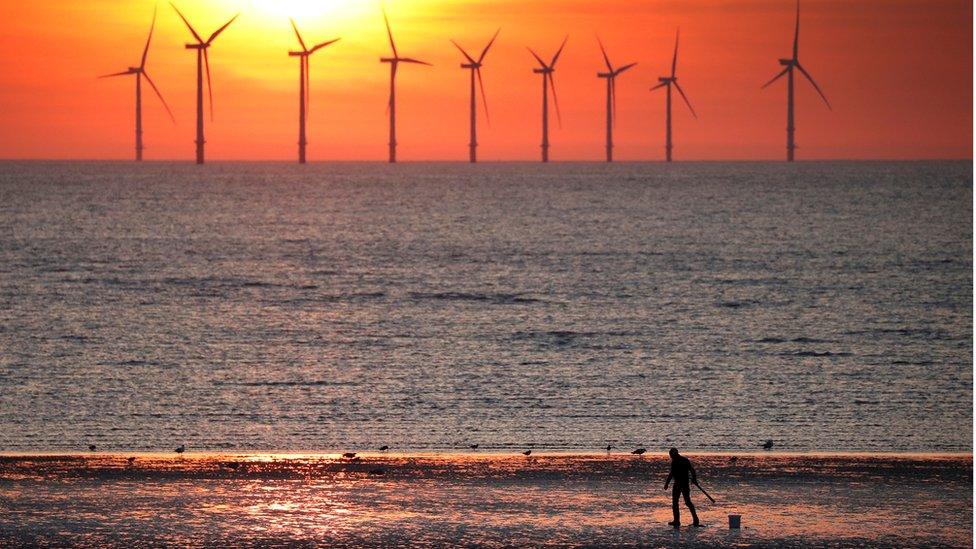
[
  {"xmin": 170, "ymin": 3, "xmax": 238, "ymax": 165},
  {"xmin": 99, "ymin": 6, "xmax": 175, "ymax": 161},
  {"xmin": 381, "ymin": 10, "xmax": 431, "ymax": 163},
  {"xmin": 596, "ymin": 37, "xmax": 636, "ymax": 163},
  {"xmin": 762, "ymin": 0, "xmax": 831, "ymax": 162},
  {"xmin": 289, "ymin": 19, "xmax": 340, "ymax": 164},
  {"xmin": 650, "ymin": 29, "xmax": 696, "ymax": 162},
  {"xmin": 451, "ymin": 29, "xmax": 500, "ymax": 163},
  {"xmin": 528, "ymin": 36, "xmax": 568, "ymax": 163}
]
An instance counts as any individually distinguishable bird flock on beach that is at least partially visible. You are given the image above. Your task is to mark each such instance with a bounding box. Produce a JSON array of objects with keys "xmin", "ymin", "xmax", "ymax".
[
  {"xmin": 87, "ymin": 441, "xmax": 777, "ymax": 460},
  {"xmin": 101, "ymin": 1, "xmax": 831, "ymax": 165}
]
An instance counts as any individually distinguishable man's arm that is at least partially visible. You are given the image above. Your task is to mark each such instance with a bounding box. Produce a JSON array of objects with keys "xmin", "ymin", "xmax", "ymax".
[{"xmin": 664, "ymin": 470, "xmax": 672, "ymax": 489}]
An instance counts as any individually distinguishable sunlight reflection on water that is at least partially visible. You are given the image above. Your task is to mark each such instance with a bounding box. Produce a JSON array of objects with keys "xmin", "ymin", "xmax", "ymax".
[{"xmin": 0, "ymin": 453, "xmax": 970, "ymax": 547}]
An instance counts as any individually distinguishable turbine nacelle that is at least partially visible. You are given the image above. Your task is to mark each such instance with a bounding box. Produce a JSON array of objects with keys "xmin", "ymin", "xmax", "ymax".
[
  {"xmin": 461, "ymin": 63, "xmax": 482, "ymax": 69},
  {"xmin": 658, "ymin": 76, "xmax": 675, "ymax": 84},
  {"xmin": 288, "ymin": 51, "xmax": 306, "ymax": 57},
  {"xmin": 185, "ymin": 43, "xmax": 208, "ymax": 50},
  {"xmin": 533, "ymin": 67, "xmax": 554, "ymax": 74},
  {"xmin": 597, "ymin": 71, "xmax": 613, "ymax": 78},
  {"xmin": 779, "ymin": 58, "xmax": 796, "ymax": 66}
]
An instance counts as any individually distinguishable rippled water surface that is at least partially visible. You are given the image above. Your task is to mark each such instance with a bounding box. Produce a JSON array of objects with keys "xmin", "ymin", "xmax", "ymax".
[{"xmin": 0, "ymin": 161, "xmax": 971, "ymax": 452}]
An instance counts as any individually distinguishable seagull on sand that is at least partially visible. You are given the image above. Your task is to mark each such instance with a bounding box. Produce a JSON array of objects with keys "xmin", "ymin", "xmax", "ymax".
[
  {"xmin": 631, "ymin": 448, "xmax": 646, "ymax": 456},
  {"xmin": 522, "ymin": 450, "xmax": 532, "ymax": 457},
  {"xmin": 379, "ymin": 446, "xmax": 390, "ymax": 452},
  {"xmin": 605, "ymin": 445, "xmax": 613, "ymax": 454},
  {"xmin": 175, "ymin": 444, "xmax": 186, "ymax": 455},
  {"xmin": 126, "ymin": 457, "xmax": 137, "ymax": 465},
  {"xmin": 88, "ymin": 445, "xmax": 97, "ymax": 452},
  {"xmin": 342, "ymin": 452, "xmax": 357, "ymax": 459},
  {"xmin": 469, "ymin": 444, "xmax": 479, "ymax": 450},
  {"xmin": 762, "ymin": 440, "xmax": 774, "ymax": 450}
]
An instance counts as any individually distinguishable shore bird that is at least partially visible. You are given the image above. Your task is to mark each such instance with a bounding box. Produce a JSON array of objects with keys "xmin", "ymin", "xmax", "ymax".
[
  {"xmin": 762, "ymin": 440, "xmax": 774, "ymax": 450},
  {"xmin": 342, "ymin": 452, "xmax": 357, "ymax": 459},
  {"xmin": 175, "ymin": 444, "xmax": 186, "ymax": 455},
  {"xmin": 522, "ymin": 450, "xmax": 532, "ymax": 457},
  {"xmin": 469, "ymin": 444, "xmax": 479, "ymax": 450},
  {"xmin": 88, "ymin": 445, "xmax": 97, "ymax": 452},
  {"xmin": 126, "ymin": 457, "xmax": 137, "ymax": 465},
  {"xmin": 631, "ymin": 448, "xmax": 646, "ymax": 456},
  {"xmin": 605, "ymin": 445, "xmax": 613, "ymax": 453},
  {"xmin": 379, "ymin": 445, "xmax": 390, "ymax": 452}
]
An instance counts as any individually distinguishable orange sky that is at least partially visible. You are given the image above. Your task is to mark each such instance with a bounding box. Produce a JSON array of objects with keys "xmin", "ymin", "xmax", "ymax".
[{"xmin": 0, "ymin": 0, "xmax": 971, "ymax": 161}]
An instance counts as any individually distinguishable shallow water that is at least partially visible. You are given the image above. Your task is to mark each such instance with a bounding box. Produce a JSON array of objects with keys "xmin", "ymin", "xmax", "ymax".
[
  {"xmin": 0, "ymin": 453, "xmax": 971, "ymax": 547},
  {"xmin": 0, "ymin": 161, "xmax": 971, "ymax": 452}
]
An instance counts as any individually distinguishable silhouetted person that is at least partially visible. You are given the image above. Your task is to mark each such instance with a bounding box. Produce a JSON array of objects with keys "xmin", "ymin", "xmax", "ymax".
[{"xmin": 664, "ymin": 447, "xmax": 700, "ymax": 528}]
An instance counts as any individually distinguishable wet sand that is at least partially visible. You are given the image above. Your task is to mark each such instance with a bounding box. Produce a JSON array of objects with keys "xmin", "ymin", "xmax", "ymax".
[{"xmin": 0, "ymin": 453, "xmax": 971, "ymax": 547}]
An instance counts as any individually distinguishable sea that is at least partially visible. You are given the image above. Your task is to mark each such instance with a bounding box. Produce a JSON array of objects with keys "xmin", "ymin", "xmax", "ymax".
[{"xmin": 0, "ymin": 161, "xmax": 971, "ymax": 454}]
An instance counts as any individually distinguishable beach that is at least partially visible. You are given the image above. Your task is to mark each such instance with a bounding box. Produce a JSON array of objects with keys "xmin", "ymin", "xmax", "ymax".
[{"xmin": 0, "ymin": 453, "xmax": 970, "ymax": 547}]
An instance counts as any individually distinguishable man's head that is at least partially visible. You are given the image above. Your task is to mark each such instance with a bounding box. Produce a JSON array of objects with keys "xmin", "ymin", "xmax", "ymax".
[{"xmin": 669, "ymin": 447, "xmax": 679, "ymax": 459}]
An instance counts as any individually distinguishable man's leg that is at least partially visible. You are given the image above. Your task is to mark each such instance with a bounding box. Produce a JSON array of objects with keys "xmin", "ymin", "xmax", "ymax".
[
  {"xmin": 681, "ymin": 485, "xmax": 700, "ymax": 526},
  {"xmin": 670, "ymin": 485, "xmax": 681, "ymax": 526}
]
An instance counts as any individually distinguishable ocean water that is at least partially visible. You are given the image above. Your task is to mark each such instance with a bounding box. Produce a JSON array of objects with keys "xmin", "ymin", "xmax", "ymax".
[{"xmin": 0, "ymin": 161, "xmax": 971, "ymax": 453}]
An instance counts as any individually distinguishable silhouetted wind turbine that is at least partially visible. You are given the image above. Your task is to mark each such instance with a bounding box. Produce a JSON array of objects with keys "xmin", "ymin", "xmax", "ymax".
[
  {"xmin": 451, "ymin": 29, "xmax": 500, "ymax": 163},
  {"xmin": 289, "ymin": 18, "xmax": 340, "ymax": 164},
  {"xmin": 381, "ymin": 10, "xmax": 431, "ymax": 163},
  {"xmin": 596, "ymin": 37, "xmax": 636, "ymax": 162},
  {"xmin": 650, "ymin": 29, "xmax": 696, "ymax": 162},
  {"xmin": 528, "ymin": 37, "xmax": 568, "ymax": 163},
  {"xmin": 99, "ymin": 6, "xmax": 175, "ymax": 161},
  {"xmin": 761, "ymin": 0, "xmax": 831, "ymax": 162},
  {"xmin": 170, "ymin": 3, "xmax": 238, "ymax": 165}
]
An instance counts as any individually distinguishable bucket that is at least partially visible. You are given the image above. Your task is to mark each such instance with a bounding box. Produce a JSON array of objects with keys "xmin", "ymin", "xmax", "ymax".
[{"xmin": 728, "ymin": 514, "xmax": 741, "ymax": 529}]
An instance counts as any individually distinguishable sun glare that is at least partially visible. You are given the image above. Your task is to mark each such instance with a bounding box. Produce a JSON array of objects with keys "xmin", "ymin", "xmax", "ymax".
[{"xmin": 250, "ymin": 0, "xmax": 363, "ymax": 20}]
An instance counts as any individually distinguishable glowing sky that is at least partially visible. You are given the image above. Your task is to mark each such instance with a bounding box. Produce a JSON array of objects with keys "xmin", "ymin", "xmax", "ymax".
[{"xmin": 0, "ymin": 0, "xmax": 970, "ymax": 161}]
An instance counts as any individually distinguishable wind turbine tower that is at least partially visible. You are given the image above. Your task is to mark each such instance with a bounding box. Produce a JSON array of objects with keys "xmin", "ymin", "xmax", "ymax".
[
  {"xmin": 99, "ymin": 6, "xmax": 175, "ymax": 161},
  {"xmin": 451, "ymin": 29, "xmax": 500, "ymax": 163},
  {"xmin": 762, "ymin": 0, "xmax": 831, "ymax": 161},
  {"xmin": 596, "ymin": 37, "xmax": 636, "ymax": 162},
  {"xmin": 528, "ymin": 37, "xmax": 568, "ymax": 163},
  {"xmin": 170, "ymin": 3, "xmax": 238, "ymax": 165}
]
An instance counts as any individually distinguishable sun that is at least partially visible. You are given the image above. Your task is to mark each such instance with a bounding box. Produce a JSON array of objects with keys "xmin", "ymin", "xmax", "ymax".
[{"xmin": 250, "ymin": 0, "xmax": 362, "ymax": 19}]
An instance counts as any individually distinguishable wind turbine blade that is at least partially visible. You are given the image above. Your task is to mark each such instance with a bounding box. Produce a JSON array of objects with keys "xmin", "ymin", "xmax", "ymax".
[
  {"xmin": 795, "ymin": 63, "xmax": 831, "ymax": 109},
  {"xmin": 674, "ymin": 81, "xmax": 697, "ymax": 119},
  {"xmin": 142, "ymin": 70, "xmax": 176, "ymax": 123},
  {"xmin": 398, "ymin": 58, "xmax": 431, "ymax": 66},
  {"xmin": 549, "ymin": 73, "xmax": 562, "ymax": 128},
  {"xmin": 793, "ymin": 0, "xmax": 800, "ymax": 60},
  {"xmin": 290, "ymin": 18, "xmax": 307, "ymax": 51},
  {"xmin": 99, "ymin": 70, "xmax": 133, "ymax": 78},
  {"xmin": 309, "ymin": 38, "xmax": 340, "ymax": 54},
  {"xmin": 204, "ymin": 48, "xmax": 214, "ymax": 122},
  {"xmin": 140, "ymin": 5, "xmax": 157, "ymax": 69},
  {"xmin": 170, "ymin": 2, "xmax": 203, "ymax": 43},
  {"xmin": 671, "ymin": 28, "xmax": 679, "ymax": 77},
  {"xmin": 551, "ymin": 35, "xmax": 568, "ymax": 67},
  {"xmin": 527, "ymin": 47, "xmax": 547, "ymax": 68},
  {"xmin": 476, "ymin": 67, "xmax": 490, "ymax": 125},
  {"xmin": 650, "ymin": 81, "xmax": 667, "ymax": 91},
  {"xmin": 207, "ymin": 13, "xmax": 239, "ymax": 44},
  {"xmin": 596, "ymin": 35, "xmax": 612, "ymax": 72},
  {"xmin": 761, "ymin": 67, "xmax": 789, "ymax": 89},
  {"xmin": 615, "ymin": 62, "xmax": 637, "ymax": 75},
  {"xmin": 451, "ymin": 40, "xmax": 476, "ymax": 64},
  {"xmin": 478, "ymin": 28, "xmax": 501, "ymax": 63},
  {"xmin": 383, "ymin": 8, "xmax": 398, "ymax": 58}
]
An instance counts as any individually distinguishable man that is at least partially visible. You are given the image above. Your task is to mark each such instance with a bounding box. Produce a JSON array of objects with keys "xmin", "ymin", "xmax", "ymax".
[{"xmin": 664, "ymin": 447, "xmax": 701, "ymax": 527}]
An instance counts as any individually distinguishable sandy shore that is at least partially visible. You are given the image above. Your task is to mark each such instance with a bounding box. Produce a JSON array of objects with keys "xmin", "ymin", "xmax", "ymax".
[{"xmin": 0, "ymin": 453, "xmax": 971, "ymax": 547}]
